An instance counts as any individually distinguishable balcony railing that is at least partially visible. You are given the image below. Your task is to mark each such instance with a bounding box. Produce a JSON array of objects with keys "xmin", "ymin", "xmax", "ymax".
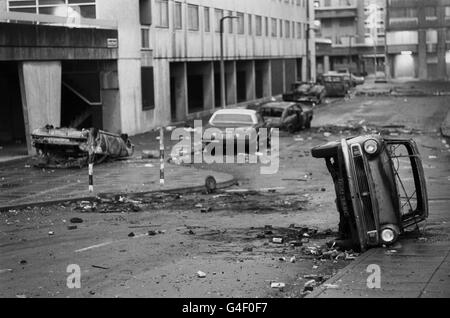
[{"xmin": 0, "ymin": 11, "xmax": 117, "ymax": 29}]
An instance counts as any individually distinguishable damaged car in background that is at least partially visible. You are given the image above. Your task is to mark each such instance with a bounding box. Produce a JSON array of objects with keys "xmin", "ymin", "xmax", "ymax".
[
  {"xmin": 312, "ymin": 135, "xmax": 428, "ymax": 252},
  {"xmin": 259, "ymin": 101, "xmax": 314, "ymax": 133},
  {"xmin": 282, "ymin": 81, "xmax": 326, "ymax": 106},
  {"xmin": 31, "ymin": 125, "xmax": 134, "ymax": 168}
]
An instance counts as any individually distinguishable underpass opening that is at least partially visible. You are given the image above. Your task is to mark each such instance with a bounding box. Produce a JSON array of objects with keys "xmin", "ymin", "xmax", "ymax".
[
  {"xmin": 61, "ymin": 61, "xmax": 103, "ymax": 130},
  {"xmin": 0, "ymin": 61, "xmax": 27, "ymax": 160}
]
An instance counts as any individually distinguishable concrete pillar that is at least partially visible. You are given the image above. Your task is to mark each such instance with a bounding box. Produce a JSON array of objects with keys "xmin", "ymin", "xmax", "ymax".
[
  {"xmin": 324, "ymin": 55, "xmax": 330, "ymax": 73},
  {"xmin": 246, "ymin": 60, "xmax": 256, "ymax": 101},
  {"xmin": 437, "ymin": 28, "xmax": 447, "ymax": 80},
  {"xmin": 301, "ymin": 57, "xmax": 307, "ymax": 82},
  {"xmin": 226, "ymin": 61, "xmax": 236, "ymax": 105},
  {"xmin": 264, "ymin": 60, "xmax": 272, "ymax": 97},
  {"xmin": 203, "ymin": 62, "xmax": 214, "ymax": 110},
  {"xmin": 18, "ymin": 61, "xmax": 62, "ymax": 155},
  {"xmin": 175, "ymin": 63, "xmax": 188, "ymax": 121},
  {"xmin": 282, "ymin": 59, "xmax": 286, "ymax": 92},
  {"xmin": 100, "ymin": 64, "xmax": 121, "ymax": 134},
  {"xmin": 418, "ymin": 30, "xmax": 427, "ymax": 80}
]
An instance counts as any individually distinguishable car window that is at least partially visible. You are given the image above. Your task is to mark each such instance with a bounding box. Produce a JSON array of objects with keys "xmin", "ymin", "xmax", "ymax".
[
  {"xmin": 256, "ymin": 112, "xmax": 265, "ymax": 124},
  {"xmin": 261, "ymin": 108, "xmax": 284, "ymax": 118},
  {"xmin": 211, "ymin": 113, "xmax": 255, "ymax": 125}
]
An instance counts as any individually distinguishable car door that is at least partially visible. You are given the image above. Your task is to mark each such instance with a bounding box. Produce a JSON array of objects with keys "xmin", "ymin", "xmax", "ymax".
[
  {"xmin": 283, "ymin": 107, "xmax": 297, "ymax": 130},
  {"xmin": 293, "ymin": 104, "xmax": 305, "ymax": 129}
]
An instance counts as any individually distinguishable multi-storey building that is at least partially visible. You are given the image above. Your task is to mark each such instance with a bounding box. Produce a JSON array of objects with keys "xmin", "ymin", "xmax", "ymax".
[
  {"xmin": 386, "ymin": 0, "xmax": 450, "ymax": 79},
  {"xmin": 314, "ymin": 0, "xmax": 386, "ymax": 76},
  {"xmin": 0, "ymin": 0, "xmax": 315, "ymax": 156}
]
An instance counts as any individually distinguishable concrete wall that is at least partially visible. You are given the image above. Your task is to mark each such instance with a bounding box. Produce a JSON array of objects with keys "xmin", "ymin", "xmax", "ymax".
[{"xmin": 0, "ymin": 0, "xmax": 6, "ymax": 12}]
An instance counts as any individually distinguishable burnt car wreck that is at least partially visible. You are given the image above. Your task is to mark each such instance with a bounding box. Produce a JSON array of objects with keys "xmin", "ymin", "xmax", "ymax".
[
  {"xmin": 312, "ymin": 135, "xmax": 428, "ymax": 252},
  {"xmin": 32, "ymin": 126, "xmax": 134, "ymax": 169}
]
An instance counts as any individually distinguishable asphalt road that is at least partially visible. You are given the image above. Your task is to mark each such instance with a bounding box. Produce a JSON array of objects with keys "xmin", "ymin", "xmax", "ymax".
[{"xmin": 1, "ymin": 94, "xmax": 449, "ymax": 298}]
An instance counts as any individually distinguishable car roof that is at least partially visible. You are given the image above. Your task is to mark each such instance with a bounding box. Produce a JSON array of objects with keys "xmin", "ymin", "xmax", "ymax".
[
  {"xmin": 261, "ymin": 102, "xmax": 296, "ymax": 109},
  {"xmin": 212, "ymin": 108, "xmax": 257, "ymax": 116}
]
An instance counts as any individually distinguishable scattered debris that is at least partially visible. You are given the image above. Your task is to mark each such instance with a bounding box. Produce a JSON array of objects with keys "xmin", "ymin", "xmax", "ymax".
[
  {"xmin": 200, "ymin": 207, "xmax": 212, "ymax": 213},
  {"xmin": 70, "ymin": 217, "xmax": 83, "ymax": 224},
  {"xmin": 0, "ymin": 269, "xmax": 13, "ymax": 274},
  {"xmin": 48, "ymin": 231, "xmax": 54, "ymax": 236},
  {"xmin": 128, "ymin": 232, "xmax": 135, "ymax": 238},
  {"xmin": 197, "ymin": 271, "xmax": 207, "ymax": 278},
  {"xmin": 323, "ymin": 284, "xmax": 339, "ymax": 289},
  {"xmin": 290, "ymin": 256, "xmax": 296, "ymax": 263},
  {"xmin": 272, "ymin": 237, "xmax": 284, "ymax": 244},
  {"xmin": 19, "ymin": 260, "xmax": 27, "ymax": 265},
  {"xmin": 92, "ymin": 265, "xmax": 109, "ymax": 270},
  {"xmin": 271, "ymin": 282, "xmax": 285, "ymax": 289},
  {"xmin": 67, "ymin": 225, "xmax": 78, "ymax": 230},
  {"xmin": 243, "ymin": 246, "xmax": 253, "ymax": 252}
]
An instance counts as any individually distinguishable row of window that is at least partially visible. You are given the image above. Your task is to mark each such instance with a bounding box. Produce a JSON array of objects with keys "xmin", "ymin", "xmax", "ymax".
[
  {"xmin": 149, "ymin": 1, "xmax": 308, "ymax": 39},
  {"xmin": 390, "ymin": 6, "xmax": 450, "ymax": 19}
]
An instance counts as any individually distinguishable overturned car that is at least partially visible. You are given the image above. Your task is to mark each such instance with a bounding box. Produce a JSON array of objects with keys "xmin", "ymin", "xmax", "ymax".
[
  {"xmin": 32, "ymin": 126, "xmax": 134, "ymax": 168},
  {"xmin": 312, "ymin": 135, "xmax": 428, "ymax": 252}
]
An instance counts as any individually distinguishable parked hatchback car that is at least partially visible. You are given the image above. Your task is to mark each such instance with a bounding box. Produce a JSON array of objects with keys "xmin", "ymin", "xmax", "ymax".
[
  {"xmin": 312, "ymin": 135, "xmax": 428, "ymax": 252},
  {"xmin": 259, "ymin": 101, "xmax": 313, "ymax": 133}
]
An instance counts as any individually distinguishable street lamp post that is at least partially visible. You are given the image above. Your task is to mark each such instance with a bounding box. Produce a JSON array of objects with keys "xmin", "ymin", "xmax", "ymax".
[{"xmin": 220, "ymin": 15, "xmax": 239, "ymax": 108}]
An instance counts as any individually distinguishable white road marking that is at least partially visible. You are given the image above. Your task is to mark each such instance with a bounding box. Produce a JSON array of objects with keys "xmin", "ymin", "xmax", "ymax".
[{"xmin": 75, "ymin": 234, "xmax": 148, "ymax": 253}]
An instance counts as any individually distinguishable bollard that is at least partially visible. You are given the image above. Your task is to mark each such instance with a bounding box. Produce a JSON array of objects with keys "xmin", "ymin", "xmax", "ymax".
[
  {"xmin": 88, "ymin": 155, "xmax": 94, "ymax": 193},
  {"xmin": 160, "ymin": 127, "xmax": 165, "ymax": 186}
]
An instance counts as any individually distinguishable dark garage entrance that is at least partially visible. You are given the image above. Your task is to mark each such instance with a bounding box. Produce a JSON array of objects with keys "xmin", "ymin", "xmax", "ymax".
[{"xmin": 0, "ymin": 62, "xmax": 27, "ymax": 160}]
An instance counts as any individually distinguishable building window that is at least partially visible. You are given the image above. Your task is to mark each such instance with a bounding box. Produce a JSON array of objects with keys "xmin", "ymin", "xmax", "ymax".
[
  {"xmin": 265, "ymin": 17, "xmax": 269, "ymax": 36},
  {"xmin": 155, "ymin": 0, "xmax": 169, "ymax": 28},
  {"xmin": 174, "ymin": 2, "xmax": 182, "ymax": 30},
  {"xmin": 141, "ymin": 28, "xmax": 150, "ymax": 49},
  {"xmin": 237, "ymin": 12, "xmax": 245, "ymax": 34},
  {"xmin": 446, "ymin": 6, "xmax": 450, "ymax": 18},
  {"xmin": 141, "ymin": 67, "xmax": 155, "ymax": 111},
  {"xmin": 297, "ymin": 22, "xmax": 302, "ymax": 39},
  {"xmin": 271, "ymin": 18, "xmax": 277, "ymax": 37},
  {"xmin": 8, "ymin": 0, "xmax": 96, "ymax": 18},
  {"xmin": 139, "ymin": 0, "xmax": 152, "ymax": 25},
  {"xmin": 255, "ymin": 15, "xmax": 262, "ymax": 36},
  {"xmin": 248, "ymin": 14, "xmax": 252, "ymax": 35},
  {"xmin": 228, "ymin": 10, "xmax": 233, "ymax": 33},
  {"xmin": 279, "ymin": 19, "xmax": 283, "ymax": 37},
  {"xmin": 424, "ymin": 6, "xmax": 437, "ymax": 20},
  {"xmin": 215, "ymin": 9, "xmax": 223, "ymax": 32},
  {"xmin": 204, "ymin": 7, "xmax": 210, "ymax": 32},
  {"xmin": 447, "ymin": 29, "xmax": 450, "ymax": 42},
  {"xmin": 187, "ymin": 4, "xmax": 199, "ymax": 31},
  {"xmin": 285, "ymin": 20, "xmax": 290, "ymax": 38}
]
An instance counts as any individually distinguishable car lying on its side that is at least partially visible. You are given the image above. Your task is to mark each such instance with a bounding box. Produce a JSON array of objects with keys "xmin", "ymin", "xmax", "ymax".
[
  {"xmin": 312, "ymin": 135, "xmax": 428, "ymax": 251},
  {"xmin": 203, "ymin": 109, "xmax": 271, "ymax": 153},
  {"xmin": 282, "ymin": 82, "xmax": 326, "ymax": 105},
  {"xmin": 259, "ymin": 101, "xmax": 313, "ymax": 133}
]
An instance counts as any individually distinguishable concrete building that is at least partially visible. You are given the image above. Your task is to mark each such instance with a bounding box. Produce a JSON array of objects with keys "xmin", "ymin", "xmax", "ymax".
[
  {"xmin": 314, "ymin": 0, "xmax": 386, "ymax": 76},
  {"xmin": 0, "ymin": 0, "xmax": 316, "ymax": 157},
  {"xmin": 386, "ymin": 0, "xmax": 450, "ymax": 80}
]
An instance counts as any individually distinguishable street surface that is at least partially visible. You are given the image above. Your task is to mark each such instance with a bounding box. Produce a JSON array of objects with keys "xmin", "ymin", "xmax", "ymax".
[{"xmin": 1, "ymin": 93, "xmax": 449, "ymax": 298}]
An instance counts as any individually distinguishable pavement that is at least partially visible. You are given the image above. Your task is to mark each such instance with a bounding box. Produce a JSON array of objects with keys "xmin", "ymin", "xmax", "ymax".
[
  {"xmin": 354, "ymin": 78, "xmax": 450, "ymax": 97},
  {"xmin": 0, "ymin": 138, "xmax": 236, "ymax": 211}
]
